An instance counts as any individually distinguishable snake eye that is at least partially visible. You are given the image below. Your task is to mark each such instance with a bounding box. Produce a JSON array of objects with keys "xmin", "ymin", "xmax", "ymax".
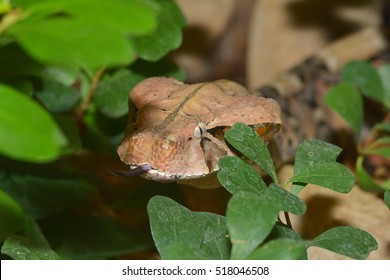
[{"xmin": 193, "ymin": 122, "xmax": 206, "ymax": 139}]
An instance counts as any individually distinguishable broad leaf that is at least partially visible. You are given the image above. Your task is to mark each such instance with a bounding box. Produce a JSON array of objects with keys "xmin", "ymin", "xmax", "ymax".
[
  {"xmin": 227, "ymin": 192, "xmax": 279, "ymax": 259},
  {"xmin": 291, "ymin": 139, "xmax": 343, "ymax": 195},
  {"xmin": 309, "ymin": 226, "xmax": 378, "ymax": 260},
  {"xmin": 35, "ymin": 79, "xmax": 80, "ymax": 113},
  {"xmin": 0, "ymin": 84, "xmax": 67, "ymax": 162},
  {"xmin": 1, "ymin": 235, "xmax": 60, "ymax": 260},
  {"xmin": 148, "ymin": 196, "xmax": 229, "ymax": 260},
  {"xmin": 94, "ymin": 69, "xmax": 143, "ymax": 118},
  {"xmin": 9, "ymin": 18, "xmax": 137, "ymax": 70},
  {"xmin": 0, "ymin": 191, "xmax": 25, "ymax": 242},
  {"xmin": 133, "ymin": 0, "xmax": 186, "ymax": 61},
  {"xmin": 356, "ymin": 156, "xmax": 383, "ymax": 192},
  {"xmin": 376, "ymin": 63, "xmax": 390, "ymax": 107},
  {"xmin": 217, "ymin": 156, "xmax": 267, "ymax": 195},
  {"xmin": 266, "ymin": 184, "xmax": 306, "ymax": 215},
  {"xmin": 294, "ymin": 140, "xmax": 342, "ymax": 174},
  {"xmin": 289, "ymin": 162, "xmax": 355, "ymax": 193},
  {"xmin": 225, "ymin": 123, "xmax": 278, "ymax": 183},
  {"xmin": 247, "ymin": 239, "xmax": 307, "ymax": 260},
  {"xmin": 341, "ymin": 60, "xmax": 384, "ymax": 103},
  {"xmin": 324, "ymin": 82, "xmax": 363, "ymax": 134}
]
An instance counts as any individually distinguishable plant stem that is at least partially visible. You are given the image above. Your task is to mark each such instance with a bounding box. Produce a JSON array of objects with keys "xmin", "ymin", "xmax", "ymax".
[
  {"xmin": 77, "ymin": 68, "xmax": 105, "ymax": 121},
  {"xmin": 284, "ymin": 211, "xmax": 292, "ymax": 229}
]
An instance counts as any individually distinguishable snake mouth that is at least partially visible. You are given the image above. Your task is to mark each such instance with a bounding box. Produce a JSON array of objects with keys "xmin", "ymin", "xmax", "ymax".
[
  {"xmin": 109, "ymin": 164, "xmax": 152, "ymax": 177},
  {"xmin": 130, "ymin": 164, "xmax": 214, "ymax": 182}
]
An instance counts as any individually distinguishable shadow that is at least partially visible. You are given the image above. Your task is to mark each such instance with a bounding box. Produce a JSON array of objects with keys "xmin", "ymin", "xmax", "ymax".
[
  {"xmin": 298, "ymin": 195, "xmax": 346, "ymax": 239},
  {"xmin": 286, "ymin": 0, "xmax": 377, "ymax": 40}
]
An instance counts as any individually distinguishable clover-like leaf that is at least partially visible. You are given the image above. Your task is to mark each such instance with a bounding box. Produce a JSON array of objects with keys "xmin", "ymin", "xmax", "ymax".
[
  {"xmin": 341, "ymin": 60, "xmax": 384, "ymax": 103},
  {"xmin": 225, "ymin": 123, "xmax": 278, "ymax": 183},
  {"xmin": 217, "ymin": 156, "xmax": 267, "ymax": 195},
  {"xmin": 148, "ymin": 196, "xmax": 229, "ymax": 260},
  {"xmin": 227, "ymin": 192, "xmax": 279, "ymax": 259},
  {"xmin": 308, "ymin": 226, "xmax": 378, "ymax": 259},
  {"xmin": 324, "ymin": 82, "xmax": 363, "ymax": 135},
  {"xmin": 247, "ymin": 239, "xmax": 307, "ymax": 260},
  {"xmin": 289, "ymin": 162, "xmax": 355, "ymax": 193}
]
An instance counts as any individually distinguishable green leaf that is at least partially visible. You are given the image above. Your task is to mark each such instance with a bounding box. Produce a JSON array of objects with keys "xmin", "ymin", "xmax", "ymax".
[
  {"xmin": 227, "ymin": 192, "xmax": 279, "ymax": 259},
  {"xmin": 0, "ymin": 190, "xmax": 25, "ymax": 242},
  {"xmin": 373, "ymin": 122, "xmax": 390, "ymax": 133},
  {"xmin": 41, "ymin": 65, "xmax": 79, "ymax": 86},
  {"xmin": 384, "ymin": 190, "xmax": 390, "ymax": 210},
  {"xmin": 294, "ymin": 139, "xmax": 342, "ymax": 172},
  {"xmin": 20, "ymin": 0, "xmax": 159, "ymax": 35},
  {"xmin": 148, "ymin": 196, "xmax": 230, "ymax": 260},
  {"xmin": 8, "ymin": 18, "xmax": 136, "ymax": 70},
  {"xmin": 0, "ymin": 84, "xmax": 67, "ymax": 162},
  {"xmin": 376, "ymin": 63, "xmax": 390, "ymax": 107},
  {"xmin": 324, "ymin": 82, "xmax": 363, "ymax": 134},
  {"xmin": 291, "ymin": 139, "xmax": 343, "ymax": 195},
  {"xmin": 356, "ymin": 156, "xmax": 384, "ymax": 192},
  {"xmin": 266, "ymin": 184, "xmax": 306, "ymax": 215},
  {"xmin": 247, "ymin": 239, "xmax": 307, "ymax": 260},
  {"xmin": 35, "ymin": 79, "xmax": 80, "ymax": 113},
  {"xmin": 133, "ymin": 0, "xmax": 186, "ymax": 61},
  {"xmin": 94, "ymin": 69, "xmax": 143, "ymax": 118},
  {"xmin": 225, "ymin": 123, "xmax": 278, "ymax": 183},
  {"xmin": 266, "ymin": 222, "xmax": 303, "ymax": 241},
  {"xmin": 289, "ymin": 162, "xmax": 355, "ymax": 193},
  {"xmin": 0, "ymin": 173, "xmax": 92, "ymax": 219},
  {"xmin": 217, "ymin": 156, "xmax": 267, "ymax": 195},
  {"xmin": 341, "ymin": 60, "xmax": 384, "ymax": 102},
  {"xmin": 365, "ymin": 146, "xmax": 390, "ymax": 159},
  {"xmin": 1, "ymin": 235, "xmax": 60, "ymax": 260},
  {"xmin": 308, "ymin": 226, "xmax": 378, "ymax": 259}
]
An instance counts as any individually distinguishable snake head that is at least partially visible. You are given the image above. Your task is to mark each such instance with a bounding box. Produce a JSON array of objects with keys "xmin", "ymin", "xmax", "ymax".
[{"xmin": 117, "ymin": 128, "xmax": 211, "ymax": 182}]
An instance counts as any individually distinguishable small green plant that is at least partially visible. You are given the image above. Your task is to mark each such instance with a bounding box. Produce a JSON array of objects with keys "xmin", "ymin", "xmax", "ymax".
[
  {"xmin": 147, "ymin": 123, "xmax": 378, "ymax": 260},
  {"xmin": 0, "ymin": 0, "xmax": 186, "ymax": 260},
  {"xmin": 324, "ymin": 60, "xmax": 390, "ymax": 209}
]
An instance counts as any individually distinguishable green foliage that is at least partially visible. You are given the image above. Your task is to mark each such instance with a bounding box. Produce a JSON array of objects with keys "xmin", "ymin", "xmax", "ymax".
[
  {"xmin": 1, "ymin": 235, "xmax": 60, "ymax": 260},
  {"xmin": 148, "ymin": 196, "xmax": 230, "ymax": 260},
  {"xmin": 148, "ymin": 124, "xmax": 377, "ymax": 260},
  {"xmin": 0, "ymin": 84, "xmax": 67, "ymax": 162},
  {"xmin": 325, "ymin": 60, "xmax": 390, "ymax": 195},
  {"xmin": 308, "ymin": 226, "xmax": 378, "ymax": 260},
  {"xmin": 0, "ymin": 0, "xmax": 186, "ymax": 260},
  {"xmin": 324, "ymin": 83, "xmax": 363, "ymax": 134},
  {"xmin": 0, "ymin": 191, "xmax": 25, "ymax": 242},
  {"xmin": 224, "ymin": 123, "xmax": 278, "ymax": 183}
]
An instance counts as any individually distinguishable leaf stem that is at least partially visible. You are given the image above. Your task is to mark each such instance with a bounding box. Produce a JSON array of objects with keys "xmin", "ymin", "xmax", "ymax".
[
  {"xmin": 284, "ymin": 211, "xmax": 292, "ymax": 229},
  {"xmin": 77, "ymin": 68, "xmax": 105, "ymax": 121}
]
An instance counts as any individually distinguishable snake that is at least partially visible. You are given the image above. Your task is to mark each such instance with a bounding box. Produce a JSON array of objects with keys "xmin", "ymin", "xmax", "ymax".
[{"xmin": 116, "ymin": 26, "xmax": 389, "ymax": 188}]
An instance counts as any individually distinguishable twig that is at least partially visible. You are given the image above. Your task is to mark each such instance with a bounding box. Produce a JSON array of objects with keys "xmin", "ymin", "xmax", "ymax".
[
  {"xmin": 76, "ymin": 68, "xmax": 105, "ymax": 121},
  {"xmin": 284, "ymin": 211, "xmax": 292, "ymax": 229}
]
